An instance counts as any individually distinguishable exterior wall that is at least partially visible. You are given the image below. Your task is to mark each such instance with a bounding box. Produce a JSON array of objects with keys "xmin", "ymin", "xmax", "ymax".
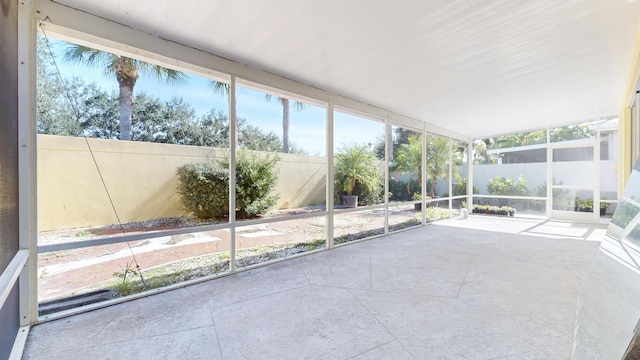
[
  {"xmin": 470, "ymin": 162, "xmax": 617, "ymax": 197},
  {"xmin": 37, "ymin": 135, "xmax": 326, "ymax": 231},
  {"xmin": 619, "ymin": 21, "xmax": 640, "ymax": 192}
]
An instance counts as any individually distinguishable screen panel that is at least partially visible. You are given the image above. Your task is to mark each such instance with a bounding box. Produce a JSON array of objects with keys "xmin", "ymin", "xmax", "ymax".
[{"xmin": 0, "ymin": 0, "xmax": 20, "ymax": 273}]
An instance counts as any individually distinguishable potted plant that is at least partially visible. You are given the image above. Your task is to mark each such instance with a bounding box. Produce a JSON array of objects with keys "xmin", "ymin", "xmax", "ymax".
[{"xmin": 334, "ymin": 144, "xmax": 379, "ymax": 208}]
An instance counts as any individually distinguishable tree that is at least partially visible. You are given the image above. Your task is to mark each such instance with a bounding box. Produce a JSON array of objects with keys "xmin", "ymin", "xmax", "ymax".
[
  {"xmin": 390, "ymin": 134, "xmax": 422, "ymax": 196},
  {"xmin": 334, "ymin": 144, "xmax": 379, "ymax": 198},
  {"xmin": 264, "ymin": 95, "xmax": 306, "ymax": 153},
  {"xmin": 425, "ymin": 136, "xmax": 450, "ymax": 197},
  {"xmin": 36, "ymin": 35, "xmax": 83, "ymax": 136},
  {"xmin": 64, "ymin": 44, "xmax": 187, "ymax": 140},
  {"xmin": 210, "ymin": 81, "xmax": 305, "ymax": 153}
]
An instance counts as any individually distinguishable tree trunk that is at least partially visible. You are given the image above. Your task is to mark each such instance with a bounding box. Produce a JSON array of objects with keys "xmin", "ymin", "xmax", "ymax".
[
  {"xmin": 430, "ymin": 176, "xmax": 437, "ymax": 197},
  {"xmin": 282, "ymin": 98, "xmax": 289, "ymax": 153},
  {"xmin": 118, "ymin": 82, "xmax": 134, "ymax": 141}
]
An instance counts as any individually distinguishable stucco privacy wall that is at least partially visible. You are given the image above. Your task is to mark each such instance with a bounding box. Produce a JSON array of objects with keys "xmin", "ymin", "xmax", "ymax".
[{"xmin": 37, "ymin": 135, "xmax": 326, "ymax": 231}]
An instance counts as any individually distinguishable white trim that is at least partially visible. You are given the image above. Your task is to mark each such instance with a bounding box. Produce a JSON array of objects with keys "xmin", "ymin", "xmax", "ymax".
[
  {"xmin": 37, "ymin": 222, "xmax": 232, "ymax": 253},
  {"xmin": 0, "ymin": 251, "xmax": 29, "ymax": 311},
  {"xmin": 37, "ymin": 210, "xmax": 334, "ymax": 254},
  {"xmin": 467, "ymin": 141, "xmax": 473, "ymax": 212},
  {"xmin": 473, "ymin": 194, "xmax": 546, "ymax": 201},
  {"xmin": 333, "ymin": 203, "xmax": 387, "ymax": 215},
  {"xmin": 448, "ymin": 137, "xmax": 453, "ymax": 216},
  {"xmin": 422, "ymin": 124, "xmax": 427, "ymax": 225},
  {"xmin": 18, "ymin": 0, "xmax": 37, "ymax": 327},
  {"xmin": 326, "ymin": 97, "xmax": 334, "ymax": 249},
  {"xmin": 384, "ymin": 120, "xmax": 390, "ymax": 234},
  {"xmin": 8, "ymin": 325, "xmax": 30, "ymax": 360},
  {"xmin": 229, "ymin": 76, "xmax": 237, "ymax": 273}
]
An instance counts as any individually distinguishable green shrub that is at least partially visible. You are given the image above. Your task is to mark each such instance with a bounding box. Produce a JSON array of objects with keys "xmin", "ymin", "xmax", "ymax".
[
  {"xmin": 176, "ymin": 162, "xmax": 229, "ymax": 219},
  {"xmin": 389, "ymin": 179, "xmax": 420, "ymax": 201},
  {"xmin": 176, "ymin": 151, "xmax": 280, "ymax": 220},
  {"xmin": 222, "ymin": 152, "xmax": 280, "ymax": 219},
  {"xmin": 452, "ymin": 178, "xmax": 479, "ymax": 196},
  {"xmin": 487, "ymin": 175, "xmax": 530, "ymax": 196}
]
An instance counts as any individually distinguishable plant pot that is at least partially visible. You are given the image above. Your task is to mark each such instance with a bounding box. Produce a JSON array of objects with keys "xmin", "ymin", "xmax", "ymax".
[
  {"xmin": 342, "ymin": 195, "xmax": 358, "ymax": 208},
  {"xmin": 414, "ymin": 203, "xmax": 422, "ymax": 211}
]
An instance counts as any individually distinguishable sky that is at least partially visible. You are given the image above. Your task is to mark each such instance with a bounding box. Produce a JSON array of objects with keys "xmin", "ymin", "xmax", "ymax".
[{"xmin": 44, "ymin": 37, "xmax": 384, "ymax": 157}]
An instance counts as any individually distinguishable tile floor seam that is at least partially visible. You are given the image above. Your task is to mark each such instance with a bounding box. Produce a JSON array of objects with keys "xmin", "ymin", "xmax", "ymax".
[
  {"xmin": 183, "ymin": 283, "xmax": 221, "ymax": 353},
  {"xmin": 454, "ymin": 263, "xmax": 473, "ymax": 299},
  {"xmin": 28, "ymin": 324, "xmax": 216, "ymax": 357},
  {"xmin": 348, "ymin": 286, "xmax": 460, "ymax": 300},
  {"xmin": 205, "ymin": 283, "xmax": 312, "ymax": 311},
  {"xmin": 298, "ymin": 263, "xmax": 312, "ymax": 285},
  {"xmin": 208, "ymin": 309, "xmax": 226, "ymax": 360},
  {"xmin": 104, "ymin": 324, "xmax": 216, "ymax": 345},
  {"xmin": 346, "ymin": 288, "xmax": 418, "ymax": 360},
  {"xmin": 369, "ymin": 251, "xmax": 373, "ymax": 290},
  {"xmin": 86, "ymin": 305, "xmax": 129, "ymax": 342},
  {"xmin": 487, "ymin": 349, "xmax": 546, "ymax": 359},
  {"xmin": 344, "ymin": 339, "xmax": 397, "ymax": 359}
]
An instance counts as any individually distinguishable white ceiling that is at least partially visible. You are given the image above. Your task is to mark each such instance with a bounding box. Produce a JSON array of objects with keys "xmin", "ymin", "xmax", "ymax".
[{"xmin": 52, "ymin": 0, "xmax": 640, "ymax": 139}]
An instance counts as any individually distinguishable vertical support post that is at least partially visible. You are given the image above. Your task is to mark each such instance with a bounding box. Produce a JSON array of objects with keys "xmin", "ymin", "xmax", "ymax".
[
  {"xmin": 384, "ymin": 118, "xmax": 389, "ymax": 234},
  {"xmin": 326, "ymin": 97, "xmax": 334, "ymax": 249},
  {"xmin": 466, "ymin": 140, "xmax": 473, "ymax": 213},
  {"xmin": 422, "ymin": 127, "xmax": 427, "ymax": 225},
  {"xmin": 448, "ymin": 137, "xmax": 453, "ymax": 216},
  {"xmin": 228, "ymin": 76, "xmax": 237, "ymax": 272},
  {"xmin": 18, "ymin": 0, "xmax": 37, "ymax": 326},
  {"xmin": 595, "ymin": 119, "xmax": 601, "ymax": 223},
  {"xmin": 546, "ymin": 127, "xmax": 552, "ymax": 218}
]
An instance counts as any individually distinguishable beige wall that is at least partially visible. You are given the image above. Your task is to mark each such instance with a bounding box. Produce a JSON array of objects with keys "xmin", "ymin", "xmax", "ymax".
[{"xmin": 38, "ymin": 135, "xmax": 326, "ymax": 231}]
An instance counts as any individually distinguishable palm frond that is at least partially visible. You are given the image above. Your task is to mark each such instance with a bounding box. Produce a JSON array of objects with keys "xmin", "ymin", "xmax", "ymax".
[
  {"xmin": 64, "ymin": 45, "xmax": 113, "ymax": 69},
  {"xmin": 136, "ymin": 61, "xmax": 188, "ymax": 85},
  {"xmin": 208, "ymin": 81, "xmax": 229, "ymax": 96},
  {"xmin": 265, "ymin": 94, "xmax": 307, "ymax": 110}
]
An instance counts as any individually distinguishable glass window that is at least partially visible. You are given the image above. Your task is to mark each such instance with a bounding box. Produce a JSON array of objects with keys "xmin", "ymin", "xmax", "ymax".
[
  {"xmin": 426, "ymin": 135, "xmax": 450, "ymax": 199},
  {"xmin": 36, "ymin": 36, "xmax": 231, "ymax": 241},
  {"xmin": 235, "ymin": 81, "xmax": 327, "ymax": 221},
  {"xmin": 388, "ymin": 125, "xmax": 421, "ymax": 203},
  {"xmin": 235, "ymin": 216, "xmax": 327, "ymax": 269},
  {"xmin": 333, "ymin": 111, "xmax": 385, "ymax": 208}
]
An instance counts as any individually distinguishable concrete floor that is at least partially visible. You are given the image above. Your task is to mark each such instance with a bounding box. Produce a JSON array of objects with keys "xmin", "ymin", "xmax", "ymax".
[{"xmin": 22, "ymin": 216, "xmax": 604, "ymax": 360}]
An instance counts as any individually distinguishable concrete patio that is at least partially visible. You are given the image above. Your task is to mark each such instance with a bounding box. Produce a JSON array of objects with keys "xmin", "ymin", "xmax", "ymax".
[{"xmin": 22, "ymin": 217, "xmax": 604, "ymax": 359}]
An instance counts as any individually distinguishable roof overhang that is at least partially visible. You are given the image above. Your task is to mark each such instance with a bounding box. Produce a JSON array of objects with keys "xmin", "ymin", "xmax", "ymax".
[{"xmin": 35, "ymin": 0, "xmax": 640, "ymax": 139}]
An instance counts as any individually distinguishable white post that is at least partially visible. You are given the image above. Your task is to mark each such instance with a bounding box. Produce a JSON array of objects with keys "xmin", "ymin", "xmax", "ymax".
[
  {"xmin": 546, "ymin": 127, "xmax": 552, "ymax": 218},
  {"xmin": 422, "ymin": 127, "xmax": 427, "ymax": 224},
  {"xmin": 467, "ymin": 141, "xmax": 473, "ymax": 213},
  {"xmin": 448, "ymin": 137, "xmax": 453, "ymax": 216},
  {"xmin": 18, "ymin": 0, "xmax": 37, "ymax": 326},
  {"xmin": 384, "ymin": 119, "xmax": 390, "ymax": 234},
  {"xmin": 326, "ymin": 96, "xmax": 334, "ymax": 249},
  {"xmin": 229, "ymin": 76, "xmax": 237, "ymax": 272},
  {"xmin": 595, "ymin": 119, "xmax": 601, "ymax": 223}
]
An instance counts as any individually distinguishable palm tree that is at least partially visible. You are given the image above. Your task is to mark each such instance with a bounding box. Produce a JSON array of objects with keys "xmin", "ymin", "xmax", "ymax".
[
  {"xmin": 390, "ymin": 134, "xmax": 422, "ymax": 196},
  {"xmin": 334, "ymin": 144, "xmax": 379, "ymax": 199},
  {"xmin": 264, "ymin": 95, "xmax": 305, "ymax": 153},
  {"xmin": 210, "ymin": 81, "xmax": 305, "ymax": 153},
  {"xmin": 426, "ymin": 136, "xmax": 451, "ymax": 197},
  {"xmin": 64, "ymin": 45, "xmax": 186, "ymax": 140}
]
